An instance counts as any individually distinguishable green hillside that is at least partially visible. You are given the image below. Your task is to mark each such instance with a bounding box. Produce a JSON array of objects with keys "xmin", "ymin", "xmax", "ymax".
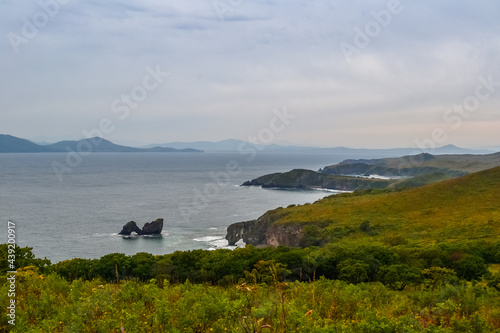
[
  {"xmin": 258, "ymin": 166, "xmax": 500, "ymax": 247},
  {"xmin": 322, "ymin": 152, "xmax": 500, "ymax": 176}
]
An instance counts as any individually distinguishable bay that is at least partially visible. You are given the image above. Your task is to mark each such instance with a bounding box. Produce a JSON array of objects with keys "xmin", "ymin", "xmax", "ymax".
[{"xmin": 0, "ymin": 151, "xmax": 353, "ymax": 263}]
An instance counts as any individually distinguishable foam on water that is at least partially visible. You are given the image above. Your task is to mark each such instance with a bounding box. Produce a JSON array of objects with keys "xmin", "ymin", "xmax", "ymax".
[{"xmin": 193, "ymin": 236, "xmax": 225, "ymax": 242}]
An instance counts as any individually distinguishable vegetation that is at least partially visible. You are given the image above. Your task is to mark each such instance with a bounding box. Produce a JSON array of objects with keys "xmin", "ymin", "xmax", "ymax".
[
  {"xmin": 1, "ymin": 166, "xmax": 499, "ymax": 332},
  {"xmin": 3, "ymin": 239, "xmax": 500, "ymax": 332},
  {"xmin": 243, "ymin": 152, "xmax": 500, "ymax": 191},
  {"xmin": 253, "ymin": 166, "xmax": 500, "ymax": 247},
  {"xmin": 241, "ymin": 169, "xmax": 394, "ymax": 191},
  {"xmin": 320, "ymin": 152, "xmax": 500, "ymax": 176}
]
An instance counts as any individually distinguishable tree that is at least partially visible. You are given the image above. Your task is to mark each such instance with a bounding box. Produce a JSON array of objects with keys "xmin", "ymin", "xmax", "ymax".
[
  {"xmin": 453, "ymin": 255, "xmax": 489, "ymax": 281},
  {"xmin": 422, "ymin": 267, "xmax": 457, "ymax": 288},
  {"xmin": 378, "ymin": 264, "xmax": 421, "ymax": 290},
  {"xmin": 130, "ymin": 252, "xmax": 155, "ymax": 281},
  {"xmin": 0, "ymin": 244, "xmax": 51, "ymax": 274},
  {"xmin": 338, "ymin": 259, "xmax": 369, "ymax": 284}
]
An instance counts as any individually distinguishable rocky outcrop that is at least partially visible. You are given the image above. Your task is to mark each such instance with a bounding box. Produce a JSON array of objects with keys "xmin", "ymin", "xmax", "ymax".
[
  {"xmin": 142, "ymin": 218, "xmax": 164, "ymax": 235},
  {"xmin": 226, "ymin": 213, "xmax": 305, "ymax": 248},
  {"xmin": 241, "ymin": 169, "xmax": 393, "ymax": 191},
  {"xmin": 118, "ymin": 218, "xmax": 164, "ymax": 236},
  {"xmin": 265, "ymin": 224, "xmax": 304, "ymax": 247},
  {"xmin": 226, "ymin": 217, "xmax": 272, "ymax": 246},
  {"xmin": 118, "ymin": 221, "xmax": 143, "ymax": 236}
]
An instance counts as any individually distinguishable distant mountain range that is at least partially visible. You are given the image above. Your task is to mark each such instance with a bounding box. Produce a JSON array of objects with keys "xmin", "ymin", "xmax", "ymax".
[
  {"xmin": 0, "ymin": 135, "xmax": 202, "ymax": 153},
  {"xmin": 0, "ymin": 134, "xmax": 496, "ymax": 155},
  {"xmin": 145, "ymin": 139, "xmax": 495, "ymax": 155}
]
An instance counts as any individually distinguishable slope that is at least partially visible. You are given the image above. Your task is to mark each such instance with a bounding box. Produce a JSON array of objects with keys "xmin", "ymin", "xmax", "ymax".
[{"xmin": 229, "ymin": 166, "xmax": 500, "ymax": 247}]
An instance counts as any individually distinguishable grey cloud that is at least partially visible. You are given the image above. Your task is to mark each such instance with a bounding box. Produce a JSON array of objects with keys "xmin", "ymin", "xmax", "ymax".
[{"xmin": 0, "ymin": 0, "xmax": 499, "ymax": 148}]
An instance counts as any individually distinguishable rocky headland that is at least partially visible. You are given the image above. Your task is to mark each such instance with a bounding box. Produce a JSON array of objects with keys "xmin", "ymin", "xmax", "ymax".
[
  {"xmin": 240, "ymin": 152, "xmax": 500, "ymax": 192},
  {"xmin": 229, "ymin": 152, "xmax": 500, "ymax": 248}
]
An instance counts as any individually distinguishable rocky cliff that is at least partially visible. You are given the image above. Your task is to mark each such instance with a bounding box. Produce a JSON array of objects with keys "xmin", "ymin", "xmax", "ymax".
[
  {"xmin": 265, "ymin": 223, "xmax": 304, "ymax": 247},
  {"xmin": 226, "ymin": 215, "xmax": 273, "ymax": 246},
  {"xmin": 226, "ymin": 212, "xmax": 305, "ymax": 247}
]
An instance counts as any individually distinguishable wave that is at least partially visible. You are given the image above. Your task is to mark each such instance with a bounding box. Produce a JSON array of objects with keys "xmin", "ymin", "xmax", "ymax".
[
  {"xmin": 193, "ymin": 235, "xmax": 224, "ymax": 242},
  {"xmin": 311, "ymin": 187, "xmax": 351, "ymax": 193}
]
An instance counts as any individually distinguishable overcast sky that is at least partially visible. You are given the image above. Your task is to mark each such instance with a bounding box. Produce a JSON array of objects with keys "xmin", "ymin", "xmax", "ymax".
[{"xmin": 1, "ymin": 0, "xmax": 499, "ymax": 148}]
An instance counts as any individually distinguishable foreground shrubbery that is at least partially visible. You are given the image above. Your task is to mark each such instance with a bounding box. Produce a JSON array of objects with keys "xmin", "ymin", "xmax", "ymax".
[
  {"xmin": 14, "ymin": 240, "xmax": 499, "ymax": 286},
  {"xmin": 2, "ymin": 265, "xmax": 500, "ymax": 332},
  {"xmin": 2, "ymin": 243, "xmax": 500, "ymax": 332}
]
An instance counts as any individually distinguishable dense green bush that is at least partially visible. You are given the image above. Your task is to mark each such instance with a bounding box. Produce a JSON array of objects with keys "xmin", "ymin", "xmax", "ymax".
[
  {"xmin": 40, "ymin": 241, "xmax": 500, "ymax": 286},
  {"xmin": 3, "ymin": 242, "xmax": 500, "ymax": 332}
]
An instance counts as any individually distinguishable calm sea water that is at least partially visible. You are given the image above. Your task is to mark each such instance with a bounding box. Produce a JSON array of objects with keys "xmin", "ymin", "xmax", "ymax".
[{"xmin": 0, "ymin": 151, "xmax": 361, "ymax": 263}]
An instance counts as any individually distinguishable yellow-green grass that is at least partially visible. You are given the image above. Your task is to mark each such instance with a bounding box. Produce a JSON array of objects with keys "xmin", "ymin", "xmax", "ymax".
[
  {"xmin": 383, "ymin": 152, "xmax": 500, "ymax": 173},
  {"xmin": 266, "ymin": 166, "xmax": 500, "ymax": 246}
]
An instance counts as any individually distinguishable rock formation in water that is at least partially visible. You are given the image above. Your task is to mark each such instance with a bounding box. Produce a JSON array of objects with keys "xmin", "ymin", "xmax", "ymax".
[
  {"xmin": 118, "ymin": 218, "xmax": 164, "ymax": 236},
  {"xmin": 118, "ymin": 221, "xmax": 143, "ymax": 235},
  {"xmin": 141, "ymin": 218, "xmax": 164, "ymax": 235}
]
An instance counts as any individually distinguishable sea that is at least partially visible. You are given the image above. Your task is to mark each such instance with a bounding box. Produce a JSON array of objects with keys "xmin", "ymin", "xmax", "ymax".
[{"xmin": 0, "ymin": 151, "xmax": 378, "ymax": 263}]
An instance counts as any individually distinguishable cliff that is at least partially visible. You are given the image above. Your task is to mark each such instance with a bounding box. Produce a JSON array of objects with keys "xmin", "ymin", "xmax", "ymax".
[
  {"xmin": 227, "ymin": 166, "xmax": 500, "ymax": 248},
  {"xmin": 226, "ymin": 215, "xmax": 274, "ymax": 246},
  {"xmin": 226, "ymin": 214, "xmax": 304, "ymax": 248}
]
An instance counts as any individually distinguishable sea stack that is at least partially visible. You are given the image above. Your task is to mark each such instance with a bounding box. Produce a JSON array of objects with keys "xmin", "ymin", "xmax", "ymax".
[
  {"xmin": 141, "ymin": 218, "xmax": 164, "ymax": 235},
  {"xmin": 118, "ymin": 221, "xmax": 143, "ymax": 236},
  {"xmin": 118, "ymin": 218, "xmax": 164, "ymax": 235}
]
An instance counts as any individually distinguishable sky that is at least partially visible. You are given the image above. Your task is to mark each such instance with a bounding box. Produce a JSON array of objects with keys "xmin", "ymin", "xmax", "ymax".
[{"xmin": 1, "ymin": 0, "xmax": 499, "ymax": 149}]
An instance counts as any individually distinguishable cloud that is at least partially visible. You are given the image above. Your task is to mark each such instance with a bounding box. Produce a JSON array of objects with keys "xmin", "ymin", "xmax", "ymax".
[{"xmin": 0, "ymin": 0, "xmax": 499, "ymax": 147}]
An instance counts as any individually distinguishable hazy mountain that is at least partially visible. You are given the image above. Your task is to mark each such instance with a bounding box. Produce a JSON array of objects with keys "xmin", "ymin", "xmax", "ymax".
[
  {"xmin": 144, "ymin": 139, "xmax": 259, "ymax": 152},
  {"xmin": 479, "ymin": 145, "xmax": 500, "ymax": 152},
  {"xmin": 0, "ymin": 135, "xmax": 202, "ymax": 153},
  {"xmin": 147, "ymin": 140, "xmax": 494, "ymax": 155},
  {"xmin": 0, "ymin": 134, "xmax": 58, "ymax": 153},
  {"xmin": 2, "ymin": 134, "xmax": 494, "ymax": 155}
]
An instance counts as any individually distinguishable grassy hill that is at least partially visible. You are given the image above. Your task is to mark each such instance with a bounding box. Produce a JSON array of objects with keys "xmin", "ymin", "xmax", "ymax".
[
  {"xmin": 240, "ymin": 166, "xmax": 500, "ymax": 247},
  {"xmin": 322, "ymin": 152, "xmax": 500, "ymax": 176}
]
